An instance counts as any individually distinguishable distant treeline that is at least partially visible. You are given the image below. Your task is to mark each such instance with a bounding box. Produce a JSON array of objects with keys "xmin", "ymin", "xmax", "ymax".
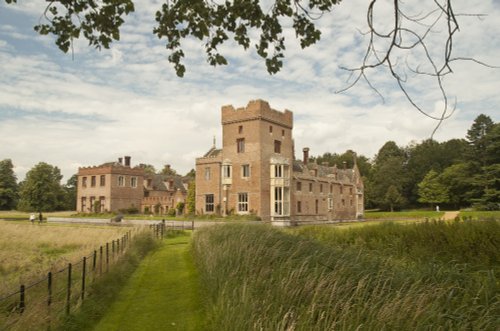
[{"xmin": 311, "ymin": 114, "xmax": 499, "ymax": 211}]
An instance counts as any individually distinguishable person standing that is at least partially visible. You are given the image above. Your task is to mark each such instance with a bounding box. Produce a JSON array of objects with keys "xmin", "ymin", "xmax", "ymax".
[
  {"xmin": 38, "ymin": 212, "xmax": 43, "ymax": 223},
  {"xmin": 29, "ymin": 213, "xmax": 35, "ymax": 223}
]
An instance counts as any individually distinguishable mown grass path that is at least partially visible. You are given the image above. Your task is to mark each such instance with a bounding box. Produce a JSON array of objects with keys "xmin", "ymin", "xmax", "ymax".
[{"xmin": 93, "ymin": 234, "xmax": 203, "ymax": 331}]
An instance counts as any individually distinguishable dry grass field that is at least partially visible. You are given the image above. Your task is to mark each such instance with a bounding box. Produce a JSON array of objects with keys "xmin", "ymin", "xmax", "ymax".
[{"xmin": 0, "ymin": 221, "xmax": 131, "ymax": 295}]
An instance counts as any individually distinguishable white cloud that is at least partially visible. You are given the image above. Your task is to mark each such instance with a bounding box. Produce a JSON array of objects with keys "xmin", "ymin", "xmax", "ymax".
[{"xmin": 0, "ymin": 0, "xmax": 499, "ymax": 181}]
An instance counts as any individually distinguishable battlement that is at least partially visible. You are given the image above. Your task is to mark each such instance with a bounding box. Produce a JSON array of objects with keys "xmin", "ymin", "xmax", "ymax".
[{"xmin": 221, "ymin": 99, "xmax": 293, "ymax": 128}]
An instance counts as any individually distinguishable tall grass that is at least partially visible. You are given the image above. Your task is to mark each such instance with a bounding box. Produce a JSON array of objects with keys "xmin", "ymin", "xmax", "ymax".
[
  {"xmin": 193, "ymin": 223, "xmax": 499, "ymax": 330},
  {"xmin": 293, "ymin": 220, "xmax": 500, "ymax": 267},
  {"xmin": 0, "ymin": 221, "xmax": 130, "ymax": 295},
  {"xmin": 364, "ymin": 210, "xmax": 444, "ymax": 219}
]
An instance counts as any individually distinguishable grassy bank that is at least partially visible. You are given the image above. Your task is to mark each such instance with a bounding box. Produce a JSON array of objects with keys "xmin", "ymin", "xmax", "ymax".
[
  {"xmin": 364, "ymin": 210, "xmax": 444, "ymax": 219},
  {"xmin": 193, "ymin": 222, "xmax": 499, "ymax": 330},
  {"xmin": 57, "ymin": 232, "xmax": 160, "ymax": 330}
]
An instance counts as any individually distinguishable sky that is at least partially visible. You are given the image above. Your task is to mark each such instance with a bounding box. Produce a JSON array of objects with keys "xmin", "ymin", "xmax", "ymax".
[{"xmin": 1, "ymin": 0, "xmax": 499, "ymax": 182}]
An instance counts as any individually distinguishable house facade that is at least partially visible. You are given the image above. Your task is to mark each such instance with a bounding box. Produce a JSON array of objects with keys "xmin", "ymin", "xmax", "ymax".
[
  {"xmin": 195, "ymin": 99, "xmax": 364, "ymax": 223},
  {"xmin": 76, "ymin": 157, "xmax": 188, "ymax": 214}
]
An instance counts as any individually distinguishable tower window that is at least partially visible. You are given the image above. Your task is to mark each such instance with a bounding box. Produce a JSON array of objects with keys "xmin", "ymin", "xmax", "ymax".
[
  {"xmin": 238, "ymin": 125, "xmax": 243, "ymax": 134},
  {"xmin": 237, "ymin": 138, "xmax": 245, "ymax": 153},
  {"xmin": 274, "ymin": 140, "xmax": 281, "ymax": 153}
]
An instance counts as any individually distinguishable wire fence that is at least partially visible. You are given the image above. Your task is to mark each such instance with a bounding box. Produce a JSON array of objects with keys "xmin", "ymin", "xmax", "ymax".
[{"xmin": 0, "ymin": 223, "xmax": 168, "ymax": 331}]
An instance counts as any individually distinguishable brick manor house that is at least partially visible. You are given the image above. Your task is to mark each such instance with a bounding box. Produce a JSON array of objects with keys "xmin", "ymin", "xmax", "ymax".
[
  {"xmin": 195, "ymin": 99, "xmax": 364, "ymax": 223},
  {"xmin": 76, "ymin": 100, "xmax": 364, "ymax": 223},
  {"xmin": 76, "ymin": 157, "xmax": 188, "ymax": 214}
]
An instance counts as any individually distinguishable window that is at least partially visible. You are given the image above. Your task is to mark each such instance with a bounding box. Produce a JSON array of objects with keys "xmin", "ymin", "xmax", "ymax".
[
  {"xmin": 242, "ymin": 164, "xmax": 250, "ymax": 178},
  {"xmin": 340, "ymin": 186, "xmax": 343, "ymax": 194},
  {"xmin": 237, "ymin": 138, "xmax": 245, "ymax": 153},
  {"xmin": 315, "ymin": 200, "xmax": 319, "ymax": 214},
  {"xmin": 274, "ymin": 140, "xmax": 281, "ymax": 153},
  {"xmin": 274, "ymin": 187, "xmax": 283, "ymax": 215},
  {"xmin": 205, "ymin": 194, "xmax": 214, "ymax": 212},
  {"xmin": 309, "ymin": 183, "xmax": 313, "ymax": 192},
  {"xmin": 269, "ymin": 125, "xmax": 273, "ymax": 133},
  {"xmin": 330, "ymin": 184, "xmax": 333, "ymax": 194},
  {"xmin": 282, "ymin": 129, "xmax": 285, "ymax": 137},
  {"xmin": 238, "ymin": 125, "xmax": 243, "ymax": 134},
  {"xmin": 296, "ymin": 181, "xmax": 302, "ymax": 191},
  {"xmin": 350, "ymin": 187, "xmax": 353, "ymax": 195},
  {"xmin": 238, "ymin": 193, "xmax": 249, "ymax": 212},
  {"xmin": 131, "ymin": 177, "xmax": 138, "ymax": 188},
  {"xmin": 118, "ymin": 176, "xmax": 125, "ymax": 187},
  {"xmin": 81, "ymin": 197, "xmax": 86, "ymax": 212},
  {"xmin": 275, "ymin": 164, "xmax": 282, "ymax": 178},
  {"xmin": 342, "ymin": 199, "xmax": 345, "ymax": 206},
  {"xmin": 82, "ymin": 177, "xmax": 87, "ymax": 188},
  {"xmin": 100, "ymin": 175, "xmax": 105, "ymax": 186},
  {"xmin": 328, "ymin": 198, "xmax": 333, "ymax": 210},
  {"xmin": 205, "ymin": 167, "xmax": 211, "ymax": 180},
  {"xmin": 90, "ymin": 196, "xmax": 95, "ymax": 211},
  {"xmin": 273, "ymin": 187, "xmax": 289, "ymax": 215},
  {"xmin": 99, "ymin": 196, "xmax": 105, "ymax": 212},
  {"xmin": 222, "ymin": 165, "xmax": 231, "ymax": 178},
  {"xmin": 91, "ymin": 176, "xmax": 96, "ymax": 187},
  {"xmin": 320, "ymin": 184, "xmax": 323, "ymax": 193},
  {"xmin": 297, "ymin": 201, "xmax": 302, "ymax": 213}
]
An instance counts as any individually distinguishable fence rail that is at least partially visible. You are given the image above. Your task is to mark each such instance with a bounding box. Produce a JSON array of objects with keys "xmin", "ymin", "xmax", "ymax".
[{"xmin": 0, "ymin": 225, "xmax": 161, "ymax": 331}]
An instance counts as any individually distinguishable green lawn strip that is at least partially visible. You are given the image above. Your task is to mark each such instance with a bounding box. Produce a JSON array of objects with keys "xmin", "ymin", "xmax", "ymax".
[{"xmin": 94, "ymin": 234, "xmax": 203, "ymax": 331}]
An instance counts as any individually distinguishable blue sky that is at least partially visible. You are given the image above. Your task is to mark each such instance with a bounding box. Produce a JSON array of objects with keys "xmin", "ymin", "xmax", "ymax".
[{"xmin": 1, "ymin": 0, "xmax": 499, "ymax": 181}]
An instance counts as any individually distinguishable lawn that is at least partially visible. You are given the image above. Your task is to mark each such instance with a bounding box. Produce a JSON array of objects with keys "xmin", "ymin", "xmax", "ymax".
[{"xmin": 93, "ymin": 233, "xmax": 203, "ymax": 331}]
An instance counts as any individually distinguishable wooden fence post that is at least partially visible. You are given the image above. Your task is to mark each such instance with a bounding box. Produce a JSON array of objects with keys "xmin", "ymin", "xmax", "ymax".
[
  {"xmin": 19, "ymin": 285, "xmax": 25, "ymax": 313},
  {"xmin": 99, "ymin": 246, "xmax": 103, "ymax": 275},
  {"xmin": 106, "ymin": 243, "xmax": 109, "ymax": 272},
  {"xmin": 93, "ymin": 250, "xmax": 97, "ymax": 272},
  {"xmin": 47, "ymin": 271, "xmax": 52, "ymax": 307},
  {"xmin": 66, "ymin": 263, "xmax": 72, "ymax": 315},
  {"xmin": 81, "ymin": 257, "xmax": 86, "ymax": 301}
]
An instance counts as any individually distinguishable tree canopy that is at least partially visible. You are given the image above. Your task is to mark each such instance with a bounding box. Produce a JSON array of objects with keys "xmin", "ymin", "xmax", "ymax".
[
  {"xmin": 17, "ymin": 162, "xmax": 66, "ymax": 212},
  {"xmin": 0, "ymin": 159, "xmax": 18, "ymax": 210}
]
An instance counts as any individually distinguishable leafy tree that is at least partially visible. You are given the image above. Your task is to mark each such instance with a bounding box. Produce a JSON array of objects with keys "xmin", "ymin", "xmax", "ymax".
[
  {"xmin": 384, "ymin": 185, "xmax": 405, "ymax": 212},
  {"xmin": 160, "ymin": 164, "xmax": 177, "ymax": 176},
  {"xmin": 186, "ymin": 181, "xmax": 196, "ymax": 215},
  {"xmin": 0, "ymin": 159, "xmax": 18, "ymax": 210},
  {"xmin": 438, "ymin": 163, "xmax": 475, "ymax": 209},
  {"xmin": 312, "ymin": 150, "xmax": 372, "ymax": 177},
  {"xmin": 368, "ymin": 141, "xmax": 408, "ymax": 210},
  {"xmin": 17, "ymin": 162, "xmax": 65, "ymax": 212},
  {"xmin": 62, "ymin": 174, "xmax": 78, "ymax": 211},
  {"xmin": 185, "ymin": 169, "xmax": 196, "ymax": 179},
  {"xmin": 140, "ymin": 164, "xmax": 157, "ymax": 175},
  {"xmin": 417, "ymin": 170, "xmax": 449, "ymax": 208},
  {"xmin": 466, "ymin": 114, "xmax": 494, "ymax": 167}
]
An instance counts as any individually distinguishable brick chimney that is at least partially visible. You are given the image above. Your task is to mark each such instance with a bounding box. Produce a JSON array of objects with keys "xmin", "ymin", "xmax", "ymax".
[
  {"xmin": 118, "ymin": 157, "xmax": 123, "ymax": 165},
  {"xmin": 124, "ymin": 156, "xmax": 131, "ymax": 167},
  {"xmin": 303, "ymin": 147, "xmax": 310, "ymax": 165}
]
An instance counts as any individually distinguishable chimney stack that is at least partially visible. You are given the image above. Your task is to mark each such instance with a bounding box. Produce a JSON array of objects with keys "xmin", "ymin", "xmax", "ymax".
[
  {"xmin": 118, "ymin": 157, "xmax": 123, "ymax": 165},
  {"xmin": 124, "ymin": 156, "xmax": 131, "ymax": 167},
  {"xmin": 303, "ymin": 147, "xmax": 310, "ymax": 165}
]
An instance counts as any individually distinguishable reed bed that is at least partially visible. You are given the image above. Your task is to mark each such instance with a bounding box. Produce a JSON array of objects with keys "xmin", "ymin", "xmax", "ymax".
[{"xmin": 192, "ymin": 222, "xmax": 499, "ymax": 330}]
